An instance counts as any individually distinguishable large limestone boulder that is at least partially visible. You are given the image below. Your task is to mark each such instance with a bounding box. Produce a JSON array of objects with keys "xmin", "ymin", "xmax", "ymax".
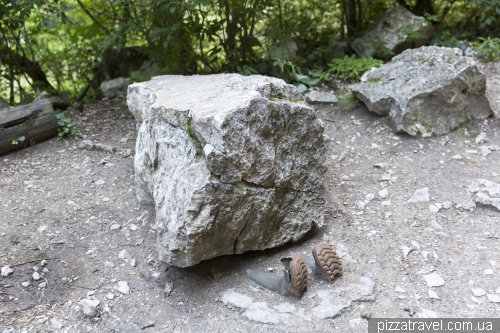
[
  {"xmin": 127, "ymin": 74, "xmax": 326, "ymax": 267},
  {"xmin": 351, "ymin": 46, "xmax": 493, "ymax": 137},
  {"xmin": 351, "ymin": 6, "xmax": 434, "ymax": 59}
]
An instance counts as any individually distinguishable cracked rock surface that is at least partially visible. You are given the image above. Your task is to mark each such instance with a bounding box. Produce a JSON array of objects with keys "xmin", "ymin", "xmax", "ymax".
[{"xmin": 127, "ymin": 74, "xmax": 326, "ymax": 267}]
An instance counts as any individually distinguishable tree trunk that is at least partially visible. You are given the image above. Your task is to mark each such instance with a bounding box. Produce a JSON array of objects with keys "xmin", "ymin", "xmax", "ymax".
[
  {"xmin": 0, "ymin": 99, "xmax": 58, "ymax": 155},
  {"xmin": 0, "ymin": 46, "xmax": 56, "ymax": 94}
]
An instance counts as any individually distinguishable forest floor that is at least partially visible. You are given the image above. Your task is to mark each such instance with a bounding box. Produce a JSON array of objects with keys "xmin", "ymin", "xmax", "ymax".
[{"xmin": 1, "ymin": 63, "xmax": 500, "ymax": 333}]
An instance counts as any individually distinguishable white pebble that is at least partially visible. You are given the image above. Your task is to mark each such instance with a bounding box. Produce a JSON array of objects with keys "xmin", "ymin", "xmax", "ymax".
[
  {"xmin": 428, "ymin": 289, "xmax": 440, "ymax": 299},
  {"xmin": 471, "ymin": 288, "xmax": 486, "ymax": 297},
  {"xmin": 1, "ymin": 266, "xmax": 13, "ymax": 277},
  {"xmin": 423, "ymin": 273, "xmax": 445, "ymax": 287}
]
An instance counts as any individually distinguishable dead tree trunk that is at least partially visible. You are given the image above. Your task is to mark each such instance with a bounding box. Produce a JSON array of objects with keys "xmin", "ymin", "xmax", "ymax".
[{"xmin": 0, "ymin": 99, "xmax": 58, "ymax": 155}]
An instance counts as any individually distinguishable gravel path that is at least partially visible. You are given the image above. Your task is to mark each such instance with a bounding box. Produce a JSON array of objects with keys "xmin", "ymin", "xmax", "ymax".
[{"xmin": 1, "ymin": 70, "xmax": 499, "ymax": 332}]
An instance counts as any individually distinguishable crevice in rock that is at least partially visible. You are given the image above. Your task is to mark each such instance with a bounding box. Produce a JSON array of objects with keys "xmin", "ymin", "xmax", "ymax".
[
  {"xmin": 234, "ymin": 178, "xmax": 321, "ymax": 195},
  {"xmin": 233, "ymin": 207, "xmax": 253, "ymax": 254}
]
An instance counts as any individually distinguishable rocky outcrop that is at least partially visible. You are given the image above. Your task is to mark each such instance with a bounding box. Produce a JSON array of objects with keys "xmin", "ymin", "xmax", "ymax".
[
  {"xmin": 127, "ymin": 74, "xmax": 326, "ymax": 267},
  {"xmin": 351, "ymin": 6, "xmax": 434, "ymax": 59},
  {"xmin": 351, "ymin": 46, "xmax": 493, "ymax": 137}
]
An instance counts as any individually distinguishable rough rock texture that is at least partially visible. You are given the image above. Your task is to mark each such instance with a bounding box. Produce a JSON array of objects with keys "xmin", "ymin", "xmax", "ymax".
[
  {"xmin": 351, "ymin": 46, "xmax": 493, "ymax": 137},
  {"xmin": 468, "ymin": 179, "xmax": 500, "ymax": 211},
  {"xmin": 478, "ymin": 61, "xmax": 500, "ymax": 118},
  {"xmin": 101, "ymin": 78, "xmax": 129, "ymax": 99},
  {"xmin": 351, "ymin": 6, "xmax": 434, "ymax": 59},
  {"xmin": 127, "ymin": 74, "xmax": 326, "ymax": 267}
]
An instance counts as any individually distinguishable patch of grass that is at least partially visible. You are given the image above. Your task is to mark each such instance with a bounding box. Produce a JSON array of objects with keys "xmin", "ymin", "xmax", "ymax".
[
  {"xmin": 336, "ymin": 91, "xmax": 358, "ymax": 110},
  {"xmin": 329, "ymin": 55, "xmax": 383, "ymax": 81}
]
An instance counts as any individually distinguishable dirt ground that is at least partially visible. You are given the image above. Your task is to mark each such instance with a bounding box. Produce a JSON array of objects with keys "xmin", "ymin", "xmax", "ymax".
[{"xmin": 1, "ymin": 66, "xmax": 500, "ymax": 332}]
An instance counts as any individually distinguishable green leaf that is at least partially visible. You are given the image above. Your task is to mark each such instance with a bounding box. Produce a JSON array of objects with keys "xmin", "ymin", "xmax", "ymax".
[{"xmin": 295, "ymin": 83, "xmax": 307, "ymax": 93}]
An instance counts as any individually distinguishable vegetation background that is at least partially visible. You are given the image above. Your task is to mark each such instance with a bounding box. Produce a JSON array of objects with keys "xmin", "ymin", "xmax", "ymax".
[{"xmin": 1, "ymin": 0, "xmax": 500, "ymax": 106}]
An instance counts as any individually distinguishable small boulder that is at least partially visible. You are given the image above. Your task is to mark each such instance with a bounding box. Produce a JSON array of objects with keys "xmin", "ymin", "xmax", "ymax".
[
  {"xmin": 101, "ymin": 78, "xmax": 129, "ymax": 99},
  {"xmin": 468, "ymin": 179, "xmax": 500, "ymax": 211},
  {"xmin": 305, "ymin": 90, "xmax": 338, "ymax": 104},
  {"xmin": 351, "ymin": 6, "xmax": 434, "ymax": 59},
  {"xmin": 352, "ymin": 46, "xmax": 492, "ymax": 137}
]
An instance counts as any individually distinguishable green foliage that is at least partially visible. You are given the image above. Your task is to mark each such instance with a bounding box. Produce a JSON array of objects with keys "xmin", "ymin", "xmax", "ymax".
[
  {"xmin": 473, "ymin": 37, "xmax": 500, "ymax": 62},
  {"xmin": 56, "ymin": 112, "xmax": 81, "ymax": 138},
  {"xmin": 1, "ymin": 0, "xmax": 500, "ymax": 106},
  {"xmin": 329, "ymin": 55, "xmax": 383, "ymax": 81},
  {"xmin": 470, "ymin": 0, "xmax": 500, "ymax": 26},
  {"xmin": 12, "ymin": 136, "xmax": 25, "ymax": 145}
]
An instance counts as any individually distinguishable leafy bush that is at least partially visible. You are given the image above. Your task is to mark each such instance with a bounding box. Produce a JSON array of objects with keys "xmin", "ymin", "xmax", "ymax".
[
  {"xmin": 473, "ymin": 37, "xmax": 500, "ymax": 62},
  {"xmin": 328, "ymin": 56, "xmax": 383, "ymax": 81},
  {"xmin": 56, "ymin": 112, "xmax": 81, "ymax": 138}
]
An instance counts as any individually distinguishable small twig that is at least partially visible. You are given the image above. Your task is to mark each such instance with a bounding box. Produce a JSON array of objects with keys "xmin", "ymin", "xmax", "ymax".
[
  {"xmin": 141, "ymin": 323, "xmax": 155, "ymax": 330},
  {"xmin": 72, "ymin": 285, "xmax": 95, "ymax": 290},
  {"xmin": 2, "ymin": 304, "xmax": 36, "ymax": 313},
  {"xmin": 10, "ymin": 258, "xmax": 59, "ymax": 267},
  {"xmin": 322, "ymin": 118, "xmax": 336, "ymax": 123},
  {"xmin": 168, "ymin": 322, "xmax": 177, "ymax": 333}
]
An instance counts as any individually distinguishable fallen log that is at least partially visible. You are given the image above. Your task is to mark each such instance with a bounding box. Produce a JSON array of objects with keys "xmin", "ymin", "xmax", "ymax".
[{"xmin": 0, "ymin": 99, "xmax": 58, "ymax": 155}]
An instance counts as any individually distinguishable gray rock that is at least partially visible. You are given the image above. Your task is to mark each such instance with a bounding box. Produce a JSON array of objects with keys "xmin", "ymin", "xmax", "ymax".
[
  {"xmin": 115, "ymin": 280, "xmax": 129, "ymax": 294},
  {"xmin": 101, "ymin": 78, "xmax": 129, "ymax": 99},
  {"xmin": 305, "ymin": 90, "xmax": 338, "ymax": 104},
  {"xmin": 429, "ymin": 219, "xmax": 443, "ymax": 230},
  {"xmin": 220, "ymin": 290, "xmax": 309, "ymax": 325},
  {"xmin": 423, "ymin": 272, "xmax": 445, "ymax": 287},
  {"xmin": 312, "ymin": 277, "xmax": 375, "ymax": 319},
  {"xmin": 378, "ymin": 188, "xmax": 389, "ymax": 199},
  {"xmin": 407, "ymin": 187, "xmax": 429, "ymax": 203},
  {"xmin": 79, "ymin": 298, "xmax": 100, "ymax": 317},
  {"xmin": 351, "ymin": 6, "xmax": 434, "ymax": 59},
  {"xmin": 128, "ymin": 74, "xmax": 326, "ymax": 267},
  {"xmin": 468, "ymin": 179, "xmax": 500, "ymax": 211},
  {"xmin": 428, "ymin": 289, "xmax": 440, "ymax": 299},
  {"xmin": 351, "ymin": 47, "xmax": 492, "ymax": 137},
  {"xmin": 164, "ymin": 282, "xmax": 173, "ymax": 296},
  {"xmin": 400, "ymin": 245, "xmax": 412, "ymax": 257},
  {"xmin": 475, "ymin": 132, "xmax": 488, "ymax": 144},
  {"xmin": 49, "ymin": 318, "xmax": 63, "ymax": 330},
  {"xmin": 78, "ymin": 140, "xmax": 116, "ymax": 154},
  {"xmin": 471, "ymin": 288, "xmax": 486, "ymax": 296},
  {"xmin": 1, "ymin": 266, "xmax": 13, "ymax": 277}
]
